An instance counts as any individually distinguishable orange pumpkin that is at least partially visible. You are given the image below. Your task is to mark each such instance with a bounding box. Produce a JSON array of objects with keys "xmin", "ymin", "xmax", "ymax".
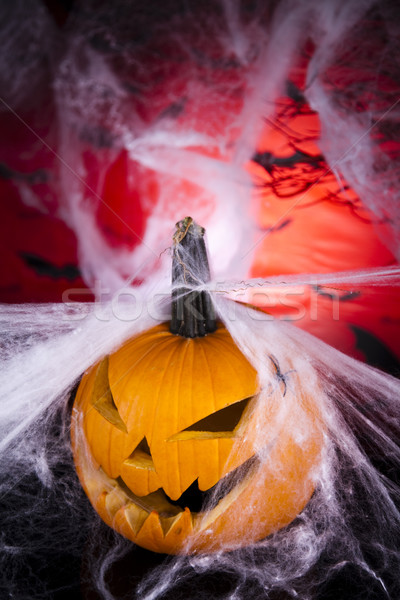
[{"xmin": 71, "ymin": 218, "xmax": 324, "ymax": 554}]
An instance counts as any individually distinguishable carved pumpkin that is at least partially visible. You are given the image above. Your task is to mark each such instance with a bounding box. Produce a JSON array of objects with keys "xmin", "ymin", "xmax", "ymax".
[{"xmin": 71, "ymin": 218, "xmax": 324, "ymax": 554}]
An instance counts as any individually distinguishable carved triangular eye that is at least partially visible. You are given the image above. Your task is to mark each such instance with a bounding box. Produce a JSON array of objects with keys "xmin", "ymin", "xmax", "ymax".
[
  {"xmin": 134, "ymin": 437, "xmax": 151, "ymax": 457},
  {"xmin": 123, "ymin": 437, "xmax": 155, "ymax": 469},
  {"xmin": 168, "ymin": 397, "xmax": 251, "ymax": 441},
  {"xmin": 91, "ymin": 357, "xmax": 128, "ymax": 433}
]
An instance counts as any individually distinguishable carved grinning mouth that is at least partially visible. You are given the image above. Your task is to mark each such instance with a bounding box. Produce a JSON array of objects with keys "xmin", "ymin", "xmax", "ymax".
[
  {"xmin": 115, "ymin": 453, "xmax": 260, "ymax": 518},
  {"xmin": 88, "ymin": 449, "xmax": 263, "ymax": 550},
  {"xmin": 167, "ymin": 457, "xmax": 258, "ymax": 513}
]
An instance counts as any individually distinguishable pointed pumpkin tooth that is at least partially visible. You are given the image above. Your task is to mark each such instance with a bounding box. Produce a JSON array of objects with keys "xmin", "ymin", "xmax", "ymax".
[
  {"xmin": 94, "ymin": 491, "xmax": 109, "ymax": 524},
  {"xmin": 163, "ymin": 507, "xmax": 193, "ymax": 546},
  {"xmin": 120, "ymin": 502, "xmax": 149, "ymax": 538},
  {"xmin": 161, "ymin": 474, "xmax": 198, "ymax": 503},
  {"xmin": 104, "ymin": 486, "xmax": 127, "ymax": 518},
  {"xmin": 135, "ymin": 511, "xmax": 164, "ymax": 547},
  {"xmin": 120, "ymin": 460, "xmax": 161, "ymax": 496}
]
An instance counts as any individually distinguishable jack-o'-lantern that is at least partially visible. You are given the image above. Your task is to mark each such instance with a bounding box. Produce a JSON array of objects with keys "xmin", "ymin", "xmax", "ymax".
[{"xmin": 71, "ymin": 218, "xmax": 324, "ymax": 554}]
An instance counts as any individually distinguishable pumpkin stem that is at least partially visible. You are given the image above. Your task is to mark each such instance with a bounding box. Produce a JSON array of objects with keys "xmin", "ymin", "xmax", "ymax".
[{"xmin": 170, "ymin": 217, "xmax": 217, "ymax": 338}]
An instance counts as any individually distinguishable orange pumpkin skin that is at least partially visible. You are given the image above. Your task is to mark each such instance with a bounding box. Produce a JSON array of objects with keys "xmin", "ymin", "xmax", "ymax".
[{"xmin": 71, "ymin": 321, "xmax": 324, "ymax": 554}]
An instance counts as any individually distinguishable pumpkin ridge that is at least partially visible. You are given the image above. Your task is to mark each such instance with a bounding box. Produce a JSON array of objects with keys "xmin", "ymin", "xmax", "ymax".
[
  {"xmin": 204, "ymin": 331, "xmax": 258, "ymax": 383},
  {"xmin": 109, "ymin": 329, "xmax": 177, "ymax": 386},
  {"xmin": 202, "ymin": 336, "xmax": 258, "ymax": 408},
  {"xmin": 197, "ymin": 340, "xmax": 220, "ymax": 485},
  {"xmin": 107, "ymin": 333, "xmax": 186, "ymax": 486},
  {"xmin": 198, "ymin": 337, "xmax": 217, "ymax": 417},
  {"xmin": 149, "ymin": 338, "xmax": 188, "ymax": 498},
  {"xmin": 206, "ymin": 332, "xmax": 253, "ymax": 366},
  {"xmin": 172, "ymin": 336, "xmax": 192, "ymax": 501},
  {"xmin": 108, "ymin": 331, "xmax": 180, "ymax": 428}
]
